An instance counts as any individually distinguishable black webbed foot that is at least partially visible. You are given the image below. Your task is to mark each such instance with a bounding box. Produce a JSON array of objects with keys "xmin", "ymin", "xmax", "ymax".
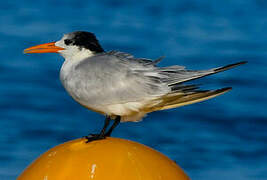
[
  {"xmin": 85, "ymin": 134, "xmax": 105, "ymax": 143},
  {"xmin": 83, "ymin": 116, "xmax": 121, "ymax": 143}
]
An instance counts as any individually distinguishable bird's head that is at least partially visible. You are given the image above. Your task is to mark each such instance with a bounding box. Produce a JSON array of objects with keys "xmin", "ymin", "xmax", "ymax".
[{"xmin": 24, "ymin": 31, "xmax": 104, "ymax": 61}]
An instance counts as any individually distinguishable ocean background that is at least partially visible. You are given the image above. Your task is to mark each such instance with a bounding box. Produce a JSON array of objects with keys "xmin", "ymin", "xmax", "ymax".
[{"xmin": 0, "ymin": 0, "xmax": 266, "ymax": 179}]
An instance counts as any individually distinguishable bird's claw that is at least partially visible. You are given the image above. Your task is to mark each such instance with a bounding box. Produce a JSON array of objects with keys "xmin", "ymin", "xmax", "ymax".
[{"xmin": 84, "ymin": 133, "xmax": 106, "ymax": 143}]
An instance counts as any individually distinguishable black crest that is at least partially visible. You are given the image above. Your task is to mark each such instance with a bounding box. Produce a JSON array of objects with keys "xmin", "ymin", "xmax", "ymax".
[{"xmin": 65, "ymin": 31, "xmax": 104, "ymax": 53}]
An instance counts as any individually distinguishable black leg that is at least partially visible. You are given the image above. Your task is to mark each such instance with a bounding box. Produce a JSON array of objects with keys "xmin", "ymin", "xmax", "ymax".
[
  {"xmin": 99, "ymin": 116, "xmax": 111, "ymax": 136},
  {"xmin": 85, "ymin": 116, "xmax": 111, "ymax": 143},
  {"xmin": 105, "ymin": 116, "xmax": 121, "ymax": 137}
]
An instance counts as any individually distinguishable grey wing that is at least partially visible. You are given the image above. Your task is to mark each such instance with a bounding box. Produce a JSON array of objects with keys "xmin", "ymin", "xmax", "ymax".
[
  {"xmin": 71, "ymin": 50, "xmax": 245, "ymax": 107},
  {"xmin": 72, "ymin": 53, "xmax": 169, "ymax": 106}
]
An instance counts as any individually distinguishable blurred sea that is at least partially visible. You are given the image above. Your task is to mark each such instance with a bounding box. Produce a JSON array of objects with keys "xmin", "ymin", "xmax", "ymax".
[{"xmin": 0, "ymin": 0, "xmax": 266, "ymax": 179}]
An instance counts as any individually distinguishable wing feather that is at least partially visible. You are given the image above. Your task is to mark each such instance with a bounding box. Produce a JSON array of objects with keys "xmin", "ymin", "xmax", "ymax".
[{"xmin": 160, "ymin": 61, "xmax": 247, "ymax": 86}]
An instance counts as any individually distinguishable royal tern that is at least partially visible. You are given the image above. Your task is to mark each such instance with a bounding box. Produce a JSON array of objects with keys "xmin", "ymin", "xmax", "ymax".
[{"xmin": 24, "ymin": 31, "xmax": 246, "ymax": 142}]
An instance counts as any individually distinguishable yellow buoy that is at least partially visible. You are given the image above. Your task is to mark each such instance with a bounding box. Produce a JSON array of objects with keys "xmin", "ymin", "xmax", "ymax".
[{"xmin": 18, "ymin": 137, "xmax": 190, "ymax": 180}]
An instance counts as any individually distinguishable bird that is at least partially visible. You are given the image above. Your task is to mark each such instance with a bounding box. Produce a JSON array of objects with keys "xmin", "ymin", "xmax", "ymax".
[{"xmin": 24, "ymin": 31, "xmax": 246, "ymax": 142}]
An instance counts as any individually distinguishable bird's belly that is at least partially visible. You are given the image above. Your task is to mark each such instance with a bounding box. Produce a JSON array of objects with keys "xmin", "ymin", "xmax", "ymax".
[{"xmin": 77, "ymin": 97, "xmax": 147, "ymax": 116}]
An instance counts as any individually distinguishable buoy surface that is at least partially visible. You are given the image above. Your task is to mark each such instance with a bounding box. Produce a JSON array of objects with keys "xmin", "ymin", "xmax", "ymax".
[{"xmin": 18, "ymin": 137, "xmax": 190, "ymax": 180}]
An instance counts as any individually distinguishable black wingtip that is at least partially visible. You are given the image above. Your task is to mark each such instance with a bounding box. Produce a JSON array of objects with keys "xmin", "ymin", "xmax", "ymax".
[
  {"xmin": 209, "ymin": 87, "xmax": 232, "ymax": 94},
  {"xmin": 239, "ymin": 61, "xmax": 248, "ymax": 64},
  {"xmin": 219, "ymin": 87, "xmax": 232, "ymax": 91},
  {"xmin": 235, "ymin": 61, "xmax": 248, "ymax": 66},
  {"xmin": 215, "ymin": 61, "xmax": 247, "ymax": 73},
  {"xmin": 210, "ymin": 87, "xmax": 232, "ymax": 95}
]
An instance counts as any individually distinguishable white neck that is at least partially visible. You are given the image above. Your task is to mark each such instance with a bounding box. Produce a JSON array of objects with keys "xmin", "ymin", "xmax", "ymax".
[{"xmin": 59, "ymin": 48, "xmax": 95, "ymax": 62}]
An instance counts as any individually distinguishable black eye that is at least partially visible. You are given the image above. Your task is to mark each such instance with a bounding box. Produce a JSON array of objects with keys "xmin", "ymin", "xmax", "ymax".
[{"xmin": 64, "ymin": 39, "xmax": 73, "ymax": 45}]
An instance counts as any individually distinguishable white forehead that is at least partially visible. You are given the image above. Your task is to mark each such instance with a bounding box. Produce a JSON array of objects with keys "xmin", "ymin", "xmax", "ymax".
[
  {"xmin": 55, "ymin": 33, "xmax": 76, "ymax": 46},
  {"xmin": 55, "ymin": 34, "xmax": 68, "ymax": 47}
]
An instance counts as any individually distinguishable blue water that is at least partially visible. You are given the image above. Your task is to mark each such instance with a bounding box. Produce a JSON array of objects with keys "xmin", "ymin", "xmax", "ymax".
[{"xmin": 0, "ymin": 0, "xmax": 266, "ymax": 179}]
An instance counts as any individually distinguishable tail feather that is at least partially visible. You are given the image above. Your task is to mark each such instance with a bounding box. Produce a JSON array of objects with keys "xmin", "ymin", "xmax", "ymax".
[{"xmin": 147, "ymin": 87, "xmax": 231, "ymax": 112}]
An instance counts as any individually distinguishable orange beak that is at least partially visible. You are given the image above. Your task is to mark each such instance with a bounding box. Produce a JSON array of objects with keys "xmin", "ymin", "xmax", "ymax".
[{"xmin": 23, "ymin": 42, "xmax": 65, "ymax": 54}]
